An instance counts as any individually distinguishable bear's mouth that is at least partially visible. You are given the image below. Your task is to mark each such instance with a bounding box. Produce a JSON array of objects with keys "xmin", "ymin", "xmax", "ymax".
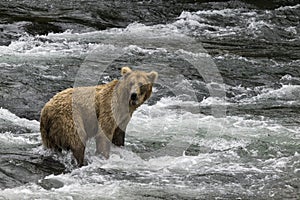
[{"xmin": 129, "ymin": 99, "xmax": 138, "ymax": 107}]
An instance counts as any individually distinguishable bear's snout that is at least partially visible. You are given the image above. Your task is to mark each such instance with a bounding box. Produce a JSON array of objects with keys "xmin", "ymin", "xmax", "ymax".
[
  {"xmin": 130, "ymin": 92, "xmax": 138, "ymax": 106},
  {"xmin": 130, "ymin": 93, "xmax": 138, "ymax": 101}
]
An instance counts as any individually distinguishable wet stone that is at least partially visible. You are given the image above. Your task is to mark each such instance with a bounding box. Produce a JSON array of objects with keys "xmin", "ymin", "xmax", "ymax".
[{"xmin": 38, "ymin": 178, "xmax": 64, "ymax": 190}]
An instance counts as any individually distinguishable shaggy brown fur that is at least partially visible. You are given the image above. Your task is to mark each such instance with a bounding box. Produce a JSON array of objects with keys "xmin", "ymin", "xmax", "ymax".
[{"xmin": 40, "ymin": 67, "xmax": 158, "ymax": 166}]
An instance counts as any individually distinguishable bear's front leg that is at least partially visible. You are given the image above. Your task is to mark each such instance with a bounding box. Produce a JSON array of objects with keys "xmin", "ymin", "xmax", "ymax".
[
  {"xmin": 112, "ymin": 127, "xmax": 125, "ymax": 147},
  {"xmin": 95, "ymin": 133, "xmax": 111, "ymax": 159},
  {"xmin": 71, "ymin": 141, "xmax": 86, "ymax": 167}
]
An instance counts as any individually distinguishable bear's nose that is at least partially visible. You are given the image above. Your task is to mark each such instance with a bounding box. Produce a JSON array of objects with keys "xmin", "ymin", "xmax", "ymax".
[{"xmin": 130, "ymin": 93, "xmax": 138, "ymax": 101}]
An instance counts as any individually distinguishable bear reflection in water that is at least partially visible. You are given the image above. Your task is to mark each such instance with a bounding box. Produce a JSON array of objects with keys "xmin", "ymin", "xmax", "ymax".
[{"xmin": 40, "ymin": 67, "xmax": 158, "ymax": 166}]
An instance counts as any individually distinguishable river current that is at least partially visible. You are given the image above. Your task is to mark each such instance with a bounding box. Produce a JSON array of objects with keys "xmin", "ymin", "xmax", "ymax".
[{"xmin": 0, "ymin": 1, "xmax": 299, "ymax": 199}]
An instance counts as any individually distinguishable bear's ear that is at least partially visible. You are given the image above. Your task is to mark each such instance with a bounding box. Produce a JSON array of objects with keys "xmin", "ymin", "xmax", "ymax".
[
  {"xmin": 147, "ymin": 71, "xmax": 158, "ymax": 83},
  {"xmin": 121, "ymin": 66, "xmax": 132, "ymax": 76}
]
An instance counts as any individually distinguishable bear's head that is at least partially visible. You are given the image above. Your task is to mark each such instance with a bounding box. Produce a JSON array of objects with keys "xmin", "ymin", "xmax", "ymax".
[{"xmin": 120, "ymin": 66, "xmax": 158, "ymax": 109}]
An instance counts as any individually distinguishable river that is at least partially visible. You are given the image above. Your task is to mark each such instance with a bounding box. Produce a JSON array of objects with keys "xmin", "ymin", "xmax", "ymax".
[{"xmin": 0, "ymin": 0, "xmax": 299, "ymax": 199}]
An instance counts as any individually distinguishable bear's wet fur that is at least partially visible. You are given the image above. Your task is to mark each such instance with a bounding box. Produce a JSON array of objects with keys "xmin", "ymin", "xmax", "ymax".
[{"xmin": 40, "ymin": 67, "xmax": 158, "ymax": 166}]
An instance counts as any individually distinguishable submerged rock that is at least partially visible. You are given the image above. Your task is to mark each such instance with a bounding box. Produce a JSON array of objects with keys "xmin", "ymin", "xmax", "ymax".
[{"xmin": 38, "ymin": 178, "xmax": 64, "ymax": 190}]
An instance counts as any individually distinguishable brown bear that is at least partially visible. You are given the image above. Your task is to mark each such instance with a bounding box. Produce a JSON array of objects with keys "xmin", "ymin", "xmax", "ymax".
[{"xmin": 40, "ymin": 67, "xmax": 158, "ymax": 166}]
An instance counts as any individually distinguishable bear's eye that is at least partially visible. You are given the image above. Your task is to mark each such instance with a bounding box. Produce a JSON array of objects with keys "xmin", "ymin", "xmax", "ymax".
[
  {"xmin": 129, "ymin": 82, "xmax": 134, "ymax": 87},
  {"xmin": 140, "ymin": 84, "xmax": 148, "ymax": 94},
  {"xmin": 138, "ymin": 82, "xmax": 143, "ymax": 87}
]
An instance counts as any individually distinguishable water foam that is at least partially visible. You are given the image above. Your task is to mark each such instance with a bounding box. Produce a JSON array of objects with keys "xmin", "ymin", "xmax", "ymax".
[{"xmin": 0, "ymin": 108, "xmax": 39, "ymax": 132}]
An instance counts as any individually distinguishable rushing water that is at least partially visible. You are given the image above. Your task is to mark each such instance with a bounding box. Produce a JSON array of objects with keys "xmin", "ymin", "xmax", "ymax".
[{"xmin": 0, "ymin": 1, "xmax": 300, "ymax": 199}]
